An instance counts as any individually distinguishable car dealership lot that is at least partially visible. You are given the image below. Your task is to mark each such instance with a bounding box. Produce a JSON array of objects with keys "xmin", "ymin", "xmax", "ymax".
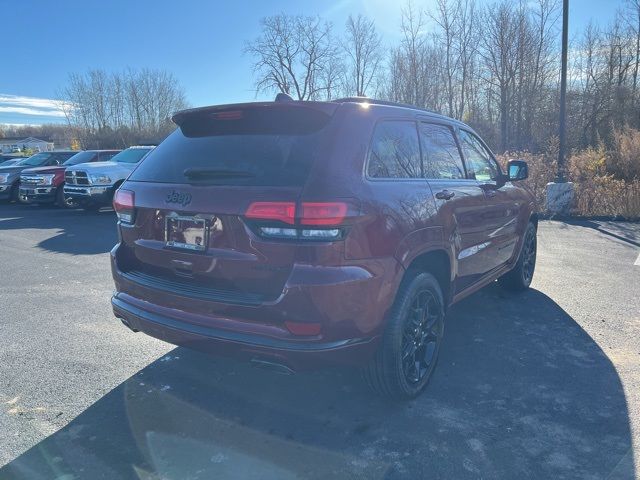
[{"xmin": 0, "ymin": 204, "xmax": 639, "ymax": 479}]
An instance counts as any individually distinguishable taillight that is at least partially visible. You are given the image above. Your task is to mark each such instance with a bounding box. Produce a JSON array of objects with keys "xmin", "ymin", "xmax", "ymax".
[
  {"xmin": 246, "ymin": 202, "xmax": 296, "ymax": 225},
  {"xmin": 245, "ymin": 201, "xmax": 349, "ymax": 241},
  {"xmin": 113, "ymin": 189, "xmax": 135, "ymax": 224},
  {"xmin": 300, "ymin": 202, "xmax": 348, "ymax": 225}
]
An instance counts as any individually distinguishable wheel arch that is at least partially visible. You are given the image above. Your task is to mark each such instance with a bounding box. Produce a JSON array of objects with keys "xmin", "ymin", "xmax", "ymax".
[{"xmin": 402, "ymin": 249, "xmax": 453, "ymax": 308}]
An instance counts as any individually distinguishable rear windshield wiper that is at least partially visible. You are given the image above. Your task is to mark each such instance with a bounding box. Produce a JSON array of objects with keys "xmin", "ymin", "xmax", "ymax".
[{"xmin": 183, "ymin": 168, "xmax": 255, "ymax": 179}]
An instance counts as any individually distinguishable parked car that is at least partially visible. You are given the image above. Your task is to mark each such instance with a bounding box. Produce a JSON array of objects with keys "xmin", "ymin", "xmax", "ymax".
[
  {"xmin": 0, "ymin": 155, "xmax": 22, "ymax": 166},
  {"xmin": 19, "ymin": 150, "xmax": 121, "ymax": 207},
  {"xmin": 0, "ymin": 151, "xmax": 77, "ymax": 203},
  {"xmin": 64, "ymin": 146, "xmax": 154, "ymax": 211},
  {"xmin": 110, "ymin": 97, "xmax": 537, "ymax": 399}
]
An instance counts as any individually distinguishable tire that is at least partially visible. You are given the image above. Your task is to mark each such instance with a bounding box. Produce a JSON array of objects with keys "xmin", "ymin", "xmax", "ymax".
[
  {"xmin": 498, "ymin": 221, "xmax": 537, "ymax": 292},
  {"xmin": 55, "ymin": 186, "xmax": 73, "ymax": 208},
  {"xmin": 363, "ymin": 272, "xmax": 445, "ymax": 400},
  {"xmin": 9, "ymin": 183, "xmax": 19, "ymax": 203}
]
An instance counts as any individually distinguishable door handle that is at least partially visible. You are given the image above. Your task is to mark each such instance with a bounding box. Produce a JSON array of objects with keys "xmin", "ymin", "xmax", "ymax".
[{"xmin": 435, "ymin": 190, "xmax": 455, "ymax": 200}]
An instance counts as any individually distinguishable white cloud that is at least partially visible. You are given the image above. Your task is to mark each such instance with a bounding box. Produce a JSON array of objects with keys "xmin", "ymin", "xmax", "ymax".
[
  {"xmin": 0, "ymin": 94, "xmax": 70, "ymax": 117},
  {"xmin": 0, "ymin": 105, "xmax": 67, "ymax": 117}
]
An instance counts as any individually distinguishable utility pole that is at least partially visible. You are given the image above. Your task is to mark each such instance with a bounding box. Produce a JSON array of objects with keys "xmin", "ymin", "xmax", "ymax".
[
  {"xmin": 546, "ymin": 0, "xmax": 574, "ymax": 214},
  {"xmin": 557, "ymin": 0, "xmax": 569, "ymax": 182}
]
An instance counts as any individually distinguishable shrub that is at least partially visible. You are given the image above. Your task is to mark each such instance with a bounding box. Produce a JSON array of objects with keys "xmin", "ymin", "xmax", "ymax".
[{"xmin": 497, "ymin": 132, "xmax": 640, "ymax": 219}]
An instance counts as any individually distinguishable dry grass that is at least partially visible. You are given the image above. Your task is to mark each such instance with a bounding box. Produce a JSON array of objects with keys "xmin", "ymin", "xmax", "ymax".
[{"xmin": 497, "ymin": 130, "xmax": 640, "ymax": 220}]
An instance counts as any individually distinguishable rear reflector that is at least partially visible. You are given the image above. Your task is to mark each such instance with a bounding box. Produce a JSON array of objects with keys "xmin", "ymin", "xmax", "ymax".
[
  {"xmin": 300, "ymin": 202, "xmax": 348, "ymax": 225},
  {"xmin": 246, "ymin": 202, "xmax": 296, "ymax": 225},
  {"xmin": 284, "ymin": 321, "xmax": 322, "ymax": 336},
  {"xmin": 113, "ymin": 189, "xmax": 135, "ymax": 223}
]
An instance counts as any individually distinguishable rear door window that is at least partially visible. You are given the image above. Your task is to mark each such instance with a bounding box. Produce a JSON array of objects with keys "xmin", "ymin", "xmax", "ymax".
[
  {"xmin": 367, "ymin": 120, "xmax": 422, "ymax": 179},
  {"xmin": 418, "ymin": 123, "xmax": 466, "ymax": 179},
  {"xmin": 129, "ymin": 108, "xmax": 331, "ymax": 186}
]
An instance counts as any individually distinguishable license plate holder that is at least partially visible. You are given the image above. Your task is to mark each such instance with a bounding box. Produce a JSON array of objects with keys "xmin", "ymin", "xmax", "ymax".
[{"xmin": 165, "ymin": 216, "xmax": 208, "ymax": 252}]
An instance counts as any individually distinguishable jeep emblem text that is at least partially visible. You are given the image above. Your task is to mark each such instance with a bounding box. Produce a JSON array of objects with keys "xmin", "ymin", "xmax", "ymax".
[{"xmin": 166, "ymin": 190, "xmax": 192, "ymax": 207}]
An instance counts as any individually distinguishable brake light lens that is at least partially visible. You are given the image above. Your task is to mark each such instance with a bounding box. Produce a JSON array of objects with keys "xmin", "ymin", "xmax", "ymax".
[
  {"xmin": 300, "ymin": 202, "xmax": 348, "ymax": 225},
  {"xmin": 113, "ymin": 189, "xmax": 135, "ymax": 224},
  {"xmin": 246, "ymin": 202, "xmax": 296, "ymax": 225},
  {"xmin": 215, "ymin": 110, "xmax": 243, "ymax": 120},
  {"xmin": 245, "ymin": 201, "xmax": 350, "ymax": 241}
]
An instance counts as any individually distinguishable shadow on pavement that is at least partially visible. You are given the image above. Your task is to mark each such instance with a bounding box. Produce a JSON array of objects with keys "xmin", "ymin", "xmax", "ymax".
[
  {"xmin": 562, "ymin": 218, "xmax": 640, "ymax": 248},
  {"xmin": 0, "ymin": 203, "xmax": 118, "ymax": 255},
  {"xmin": 0, "ymin": 284, "xmax": 634, "ymax": 479}
]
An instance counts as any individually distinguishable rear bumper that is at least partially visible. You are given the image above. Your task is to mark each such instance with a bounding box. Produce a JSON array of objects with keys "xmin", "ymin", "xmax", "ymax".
[
  {"xmin": 110, "ymin": 243, "xmax": 401, "ymax": 370},
  {"xmin": 112, "ymin": 294, "xmax": 380, "ymax": 371},
  {"xmin": 19, "ymin": 186, "xmax": 56, "ymax": 203}
]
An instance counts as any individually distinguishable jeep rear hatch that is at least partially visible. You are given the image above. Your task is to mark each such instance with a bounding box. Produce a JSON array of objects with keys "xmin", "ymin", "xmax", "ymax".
[{"xmin": 117, "ymin": 103, "xmax": 340, "ymax": 307}]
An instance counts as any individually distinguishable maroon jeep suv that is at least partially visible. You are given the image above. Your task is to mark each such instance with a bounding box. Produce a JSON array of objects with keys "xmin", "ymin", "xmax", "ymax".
[{"xmin": 110, "ymin": 97, "xmax": 537, "ymax": 399}]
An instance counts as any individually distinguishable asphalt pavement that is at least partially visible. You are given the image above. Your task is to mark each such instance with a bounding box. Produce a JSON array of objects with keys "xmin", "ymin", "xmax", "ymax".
[{"xmin": 0, "ymin": 203, "xmax": 638, "ymax": 479}]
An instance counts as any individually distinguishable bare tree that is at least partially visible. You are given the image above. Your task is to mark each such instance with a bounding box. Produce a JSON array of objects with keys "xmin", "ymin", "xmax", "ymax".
[
  {"xmin": 478, "ymin": 1, "xmax": 524, "ymax": 150},
  {"xmin": 61, "ymin": 68, "xmax": 187, "ymax": 148},
  {"xmin": 245, "ymin": 14, "xmax": 341, "ymax": 100},
  {"xmin": 431, "ymin": 0, "xmax": 460, "ymax": 118},
  {"xmin": 342, "ymin": 14, "xmax": 383, "ymax": 96}
]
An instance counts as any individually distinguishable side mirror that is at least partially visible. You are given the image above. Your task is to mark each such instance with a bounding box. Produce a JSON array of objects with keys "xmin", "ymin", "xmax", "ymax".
[{"xmin": 507, "ymin": 159, "xmax": 528, "ymax": 181}]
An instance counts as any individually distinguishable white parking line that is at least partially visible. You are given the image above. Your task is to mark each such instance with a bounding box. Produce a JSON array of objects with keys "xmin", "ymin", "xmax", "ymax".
[{"xmin": 635, "ymin": 252, "xmax": 640, "ymax": 266}]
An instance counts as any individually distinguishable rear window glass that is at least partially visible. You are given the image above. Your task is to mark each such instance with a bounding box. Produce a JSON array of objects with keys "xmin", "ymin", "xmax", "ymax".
[{"xmin": 128, "ymin": 108, "xmax": 331, "ymax": 186}]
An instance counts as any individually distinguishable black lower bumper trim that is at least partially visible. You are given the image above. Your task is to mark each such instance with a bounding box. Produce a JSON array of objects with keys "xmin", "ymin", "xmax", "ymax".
[{"xmin": 111, "ymin": 294, "xmax": 368, "ymax": 352}]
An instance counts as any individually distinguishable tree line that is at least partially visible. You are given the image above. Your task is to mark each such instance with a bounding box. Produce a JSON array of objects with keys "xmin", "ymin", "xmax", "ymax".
[
  {"xmin": 5, "ymin": 0, "xmax": 640, "ymax": 162},
  {"xmin": 246, "ymin": 0, "xmax": 640, "ymax": 157},
  {"xmin": 60, "ymin": 68, "xmax": 188, "ymax": 149}
]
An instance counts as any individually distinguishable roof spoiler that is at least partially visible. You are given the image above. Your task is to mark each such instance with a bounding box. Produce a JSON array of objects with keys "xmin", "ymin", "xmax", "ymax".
[{"xmin": 171, "ymin": 94, "xmax": 337, "ymax": 127}]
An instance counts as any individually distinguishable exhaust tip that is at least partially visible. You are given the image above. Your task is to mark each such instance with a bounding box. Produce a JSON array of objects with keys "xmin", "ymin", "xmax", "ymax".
[{"xmin": 250, "ymin": 358, "xmax": 295, "ymax": 375}]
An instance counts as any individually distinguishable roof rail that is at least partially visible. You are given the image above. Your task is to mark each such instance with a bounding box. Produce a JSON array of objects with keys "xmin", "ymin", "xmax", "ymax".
[{"xmin": 332, "ymin": 97, "xmax": 440, "ymax": 116}]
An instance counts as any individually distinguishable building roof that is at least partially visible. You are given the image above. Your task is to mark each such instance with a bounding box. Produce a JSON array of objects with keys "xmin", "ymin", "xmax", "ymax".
[{"xmin": 0, "ymin": 136, "xmax": 53, "ymax": 144}]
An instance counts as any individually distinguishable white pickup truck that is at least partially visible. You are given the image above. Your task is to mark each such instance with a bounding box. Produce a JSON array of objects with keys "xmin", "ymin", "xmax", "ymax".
[{"xmin": 64, "ymin": 146, "xmax": 155, "ymax": 211}]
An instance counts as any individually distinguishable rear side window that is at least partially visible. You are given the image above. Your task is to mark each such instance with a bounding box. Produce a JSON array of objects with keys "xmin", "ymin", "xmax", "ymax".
[
  {"xmin": 129, "ymin": 108, "xmax": 331, "ymax": 186},
  {"xmin": 367, "ymin": 121, "xmax": 421, "ymax": 179},
  {"xmin": 419, "ymin": 123, "xmax": 465, "ymax": 179}
]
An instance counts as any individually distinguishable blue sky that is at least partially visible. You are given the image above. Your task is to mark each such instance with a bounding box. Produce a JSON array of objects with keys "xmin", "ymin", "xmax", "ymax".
[{"xmin": 0, "ymin": 0, "xmax": 625, "ymax": 126}]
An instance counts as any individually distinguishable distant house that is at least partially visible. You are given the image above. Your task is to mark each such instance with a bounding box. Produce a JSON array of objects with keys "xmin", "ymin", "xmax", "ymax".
[{"xmin": 0, "ymin": 137, "xmax": 55, "ymax": 154}]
